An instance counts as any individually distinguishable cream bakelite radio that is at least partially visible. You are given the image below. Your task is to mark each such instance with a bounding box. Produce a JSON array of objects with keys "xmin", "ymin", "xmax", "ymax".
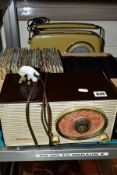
[
  {"xmin": 28, "ymin": 22, "xmax": 105, "ymax": 54},
  {"xmin": 0, "ymin": 71, "xmax": 117, "ymax": 146}
]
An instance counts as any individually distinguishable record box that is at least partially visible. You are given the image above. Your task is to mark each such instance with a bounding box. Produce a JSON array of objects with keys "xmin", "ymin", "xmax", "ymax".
[
  {"xmin": 0, "ymin": 72, "xmax": 117, "ymax": 146},
  {"xmin": 28, "ymin": 21, "xmax": 105, "ymax": 54}
]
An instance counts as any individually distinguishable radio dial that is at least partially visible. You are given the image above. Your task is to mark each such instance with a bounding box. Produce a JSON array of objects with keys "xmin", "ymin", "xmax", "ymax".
[{"xmin": 75, "ymin": 118, "xmax": 91, "ymax": 134}]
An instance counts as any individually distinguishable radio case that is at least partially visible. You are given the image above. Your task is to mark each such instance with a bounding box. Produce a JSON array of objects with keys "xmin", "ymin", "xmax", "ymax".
[
  {"xmin": 0, "ymin": 72, "xmax": 117, "ymax": 146},
  {"xmin": 28, "ymin": 23, "xmax": 105, "ymax": 54}
]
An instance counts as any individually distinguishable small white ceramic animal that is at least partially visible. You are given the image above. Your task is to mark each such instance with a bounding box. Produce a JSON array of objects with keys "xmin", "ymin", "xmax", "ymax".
[{"xmin": 19, "ymin": 66, "xmax": 40, "ymax": 83}]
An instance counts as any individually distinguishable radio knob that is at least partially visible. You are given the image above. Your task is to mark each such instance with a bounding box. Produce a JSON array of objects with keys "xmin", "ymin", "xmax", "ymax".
[
  {"xmin": 100, "ymin": 133, "xmax": 109, "ymax": 142},
  {"xmin": 51, "ymin": 135, "xmax": 60, "ymax": 145},
  {"xmin": 75, "ymin": 118, "xmax": 91, "ymax": 134}
]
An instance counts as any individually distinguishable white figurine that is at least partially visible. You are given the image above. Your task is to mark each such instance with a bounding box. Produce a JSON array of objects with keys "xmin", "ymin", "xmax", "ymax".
[{"xmin": 19, "ymin": 66, "xmax": 40, "ymax": 83}]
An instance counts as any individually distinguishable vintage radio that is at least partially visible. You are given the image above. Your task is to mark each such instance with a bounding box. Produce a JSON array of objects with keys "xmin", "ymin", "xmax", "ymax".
[
  {"xmin": 28, "ymin": 20, "xmax": 105, "ymax": 54},
  {"xmin": 0, "ymin": 72, "xmax": 117, "ymax": 146}
]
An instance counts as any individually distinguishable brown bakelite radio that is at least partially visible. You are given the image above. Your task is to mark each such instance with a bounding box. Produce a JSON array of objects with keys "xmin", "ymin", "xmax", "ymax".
[{"xmin": 0, "ymin": 72, "xmax": 117, "ymax": 146}]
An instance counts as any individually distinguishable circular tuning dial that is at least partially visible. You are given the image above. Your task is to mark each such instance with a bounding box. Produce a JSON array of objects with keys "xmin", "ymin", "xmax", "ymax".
[{"xmin": 56, "ymin": 108, "xmax": 108, "ymax": 140}]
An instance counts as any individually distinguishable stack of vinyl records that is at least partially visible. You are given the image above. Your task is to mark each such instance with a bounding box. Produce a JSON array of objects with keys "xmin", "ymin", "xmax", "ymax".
[{"xmin": 0, "ymin": 48, "xmax": 64, "ymax": 76}]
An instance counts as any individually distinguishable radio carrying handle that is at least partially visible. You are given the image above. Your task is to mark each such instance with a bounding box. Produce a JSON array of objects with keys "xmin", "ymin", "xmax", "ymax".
[{"xmin": 27, "ymin": 17, "xmax": 105, "ymax": 41}]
